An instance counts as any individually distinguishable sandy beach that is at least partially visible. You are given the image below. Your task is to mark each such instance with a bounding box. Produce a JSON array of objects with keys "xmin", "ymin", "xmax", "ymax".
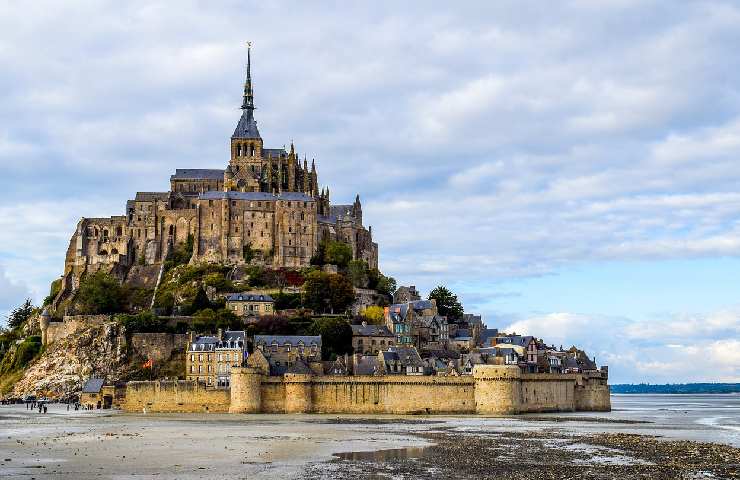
[{"xmin": 1, "ymin": 395, "xmax": 739, "ymax": 479}]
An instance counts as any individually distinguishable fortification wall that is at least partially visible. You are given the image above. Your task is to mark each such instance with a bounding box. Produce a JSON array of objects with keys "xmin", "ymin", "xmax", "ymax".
[
  {"xmin": 44, "ymin": 315, "xmax": 112, "ymax": 346},
  {"xmin": 309, "ymin": 375, "xmax": 476, "ymax": 414},
  {"xmin": 130, "ymin": 333, "xmax": 189, "ymax": 362},
  {"xmin": 123, "ymin": 381, "xmax": 230, "ymax": 413},
  {"xmin": 124, "ymin": 367, "xmax": 610, "ymax": 415},
  {"xmin": 518, "ymin": 374, "xmax": 576, "ymax": 413},
  {"xmin": 574, "ymin": 377, "xmax": 611, "ymax": 411}
]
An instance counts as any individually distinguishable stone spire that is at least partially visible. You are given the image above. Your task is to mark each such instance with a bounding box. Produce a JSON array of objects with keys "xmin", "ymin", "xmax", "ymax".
[
  {"xmin": 242, "ymin": 42, "xmax": 255, "ymax": 111},
  {"xmin": 232, "ymin": 42, "xmax": 261, "ymax": 140}
]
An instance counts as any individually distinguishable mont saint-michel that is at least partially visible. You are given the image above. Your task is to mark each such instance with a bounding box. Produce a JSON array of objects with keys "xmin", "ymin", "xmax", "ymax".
[
  {"xmin": 0, "ymin": 47, "xmax": 609, "ymax": 417},
  {"xmin": 3, "ymin": 5, "xmax": 740, "ymax": 476}
]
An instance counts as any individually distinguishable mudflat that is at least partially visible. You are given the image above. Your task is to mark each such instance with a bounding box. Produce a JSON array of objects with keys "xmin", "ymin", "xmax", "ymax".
[{"xmin": 1, "ymin": 400, "xmax": 739, "ymax": 479}]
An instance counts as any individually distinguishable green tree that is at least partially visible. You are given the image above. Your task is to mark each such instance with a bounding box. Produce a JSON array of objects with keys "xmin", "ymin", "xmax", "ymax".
[
  {"xmin": 192, "ymin": 308, "xmax": 216, "ymax": 333},
  {"xmin": 375, "ymin": 273, "xmax": 397, "ymax": 299},
  {"xmin": 242, "ymin": 242, "xmax": 255, "ymax": 263},
  {"xmin": 328, "ymin": 274, "xmax": 356, "ymax": 313},
  {"xmin": 308, "ymin": 317, "xmax": 353, "ymax": 360},
  {"xmin": 303, "ymin": 271, "xmax": 355, "ymax": 314},
  {"xmin": 8, "ymin": 299, "xmax": 34, "ymax": 329},
  {"xmin": 428, "ymin": 285, "xmax": 464, "ymax": 322},
  {"xmin": 191, "ymin": 287, "xmax": 212, "ymax": 314},
  {"xmin": 215, "ymin": 308, "xmax": 242, "ymax": 330},
  {"xmin": 348, "ymin": 260, "xmax": 369, "ymax": 288},
  {"xmin": 325, "ymin": 241, "xmax": 352, "ymax": 268},
  {"xmin": 76, "ymin": 271, "xmax": 126, "ymax": 314},
  {"xmin": 12, "ymin": 335, "xmax": 42, "ymax": 369}
]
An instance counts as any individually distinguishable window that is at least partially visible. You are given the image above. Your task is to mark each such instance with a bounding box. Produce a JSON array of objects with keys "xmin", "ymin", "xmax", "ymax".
[{"xmin": 198, "ymin": 354, "xmax": 203, "ymax": 362}]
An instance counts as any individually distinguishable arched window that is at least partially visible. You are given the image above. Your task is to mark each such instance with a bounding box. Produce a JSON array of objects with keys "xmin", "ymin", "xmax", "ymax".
[
  {"xmin": 102, "ymin": 229, "xmax": 109, "ymax": 239},
  {"xmin": 111, "ymin": 248, "xmax": 118, "ymax": 255},
  {"xmin": 116, "ymin": 226, "xmax": 122, "ymax": 237},
  {"xmin": 236, "ymin": 144, "xmax": 242, "ymax": 157},
  {"xmin": 99, "ymin": 249, "xmax": 108, "ymax": 256},
  {"xmin": 168, "ymin": 225, "xmax": 174, "ymax": 236}
]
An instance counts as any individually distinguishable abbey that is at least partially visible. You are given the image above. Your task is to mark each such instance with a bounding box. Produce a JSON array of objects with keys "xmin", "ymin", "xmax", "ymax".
[{"xmin": 59, "ymin": 47, "xmax": 378, "ymax": 293}]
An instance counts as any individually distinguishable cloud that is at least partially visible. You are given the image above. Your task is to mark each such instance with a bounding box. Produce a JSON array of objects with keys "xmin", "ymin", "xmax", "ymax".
[
  {"xmin": 501, "ymin": 307, "xmax": 740, "ymax": 383},
  {"xmin": 0, "ymin": 264, "xmax": 32, "ymax": 327},
  {"xmin": 1, "ymin": 1, "xmax": 740, "ymax": 382}
]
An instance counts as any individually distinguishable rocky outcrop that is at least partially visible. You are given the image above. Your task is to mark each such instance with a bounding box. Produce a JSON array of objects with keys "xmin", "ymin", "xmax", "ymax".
[{"xmin": 10, "ymin": 322, "xmax": 131, "ymax": 398}]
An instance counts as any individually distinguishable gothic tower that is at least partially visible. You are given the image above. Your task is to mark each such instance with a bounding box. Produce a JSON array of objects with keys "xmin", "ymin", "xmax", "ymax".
[{"xmin": 228, "ymin": 44, "xmax": 263, "ymax": 191}]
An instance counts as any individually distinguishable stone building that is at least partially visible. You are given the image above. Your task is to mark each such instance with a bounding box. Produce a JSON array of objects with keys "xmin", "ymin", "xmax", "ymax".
[
  {"xmin": 55, "ymin": 46, "xmax": 378, "ymax": 307},
  {"xmin": 225, "ymin": 293, "xmax": 274, "ymax": 318},
  {"xmin": 393, "ymin": 285, "xmax": 421, "ymax": 304},
  {"xmin": 385, "ymin": 299, "xmax": 449, "ymax": 350},
  {"xmin": 253, "ymin": 335, "xmax": 322, "ymax": 375},
  {"xmin": 351, "ymin": 321, "xmax": 395, "ymax": 355},
  {"xmin": 185, "ymin": 330, "xmax": 246, "ymax": 387}
]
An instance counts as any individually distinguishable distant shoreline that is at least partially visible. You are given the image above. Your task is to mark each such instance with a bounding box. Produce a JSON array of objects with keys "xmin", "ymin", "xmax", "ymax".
[{"xmin": 611, "ymin": 383, "xmax": 740, "ymax": 395}]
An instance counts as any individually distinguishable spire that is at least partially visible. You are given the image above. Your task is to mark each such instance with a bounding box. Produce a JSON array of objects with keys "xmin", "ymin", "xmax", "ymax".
[
  {"xmin": 241, "ymin": 42, "xmax": 255, "ymax": 111},
  {"xmin": 232, "ymin": 42, "xmax": 261, "ymax": 140}
]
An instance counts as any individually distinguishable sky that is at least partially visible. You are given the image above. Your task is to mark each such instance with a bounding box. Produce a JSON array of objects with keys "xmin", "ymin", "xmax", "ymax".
[{"xmin": 1, "ymin": 0, "xmax": 740, "ymax": 383}]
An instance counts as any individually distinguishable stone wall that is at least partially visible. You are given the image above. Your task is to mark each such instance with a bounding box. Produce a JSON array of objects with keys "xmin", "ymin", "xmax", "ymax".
[
  {"xmin": 130, "ymin": 333, "xmax": 189, "ymax": 363},
  {"xmin": 123, "ymin": 381, "xmax": 230, "ymax": 413},
  {"xmin": 123, "ymin": 365, "xmax": 610, "ymax": 415},
  {"xmin": 43, "ymin": 315, "xmax": 112, "ymax": 346}
]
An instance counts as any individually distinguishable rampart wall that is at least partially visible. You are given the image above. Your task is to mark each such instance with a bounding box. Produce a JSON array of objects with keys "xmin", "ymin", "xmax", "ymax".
[
  {"xmin": 123, "ymin": 365, "xmax": 610, "ymax": 415},
  {"xmin": 130, "ymin": 333, "xmax": 189, "ymax": 362},
  {"xmin": 123, "ymin": 380, "xmax": 230, "ymax": 413}
]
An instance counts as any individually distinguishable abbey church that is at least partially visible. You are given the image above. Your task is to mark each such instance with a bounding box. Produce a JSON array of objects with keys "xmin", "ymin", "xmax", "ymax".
[{"xmin": 59, "ymin": 47, "xmax": 378, "ymax": 295}]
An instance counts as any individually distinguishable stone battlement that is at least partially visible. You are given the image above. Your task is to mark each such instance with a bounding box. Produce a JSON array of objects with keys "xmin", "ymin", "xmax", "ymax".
[{"xmin": 122, "ymin": 365, "xmax": 611, "ymax": 415}]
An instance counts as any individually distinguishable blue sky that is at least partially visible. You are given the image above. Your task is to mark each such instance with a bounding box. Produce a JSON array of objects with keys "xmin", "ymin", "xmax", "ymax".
[{"xmin": 1, "ymin": 1, "xmax": 740, "ymax": 383}]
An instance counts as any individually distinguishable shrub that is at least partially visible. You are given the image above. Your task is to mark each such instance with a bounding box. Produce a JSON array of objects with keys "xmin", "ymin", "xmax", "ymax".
[
  {"xmin": 308, "ymin": 317, "xmax": 353, "ymax": 360},
  {"xmin": 75, "ymin": 272, "xmax": 126, "ymax": 314}
]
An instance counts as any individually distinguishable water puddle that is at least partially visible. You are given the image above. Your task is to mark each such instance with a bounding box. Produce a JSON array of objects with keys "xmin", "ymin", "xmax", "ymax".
[{"xmin": 333, "ymin": 446, "xmax": 429, "ymax": 462}]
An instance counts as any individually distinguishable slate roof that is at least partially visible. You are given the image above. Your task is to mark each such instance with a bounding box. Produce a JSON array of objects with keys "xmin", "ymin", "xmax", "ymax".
[
  {"xmin": 226, "ymin": 293, "xmax": 274, "ymax": 302},
  {"xmin": 170, "ymin": 169, "xmax": 225, "ymax": 180},
  {"xmin": 82, "ymin": 377, "xmax": 104, "ymax": 394},
  {"xmin": 199, "ymin": 191, "xmax": 314, "ymax": 202},
  {"xmin": 317, "ymin": 214, "xmax": 338, "ymax": 224},
  {"xmin": 351, "ymin": 324, "xmax": 393, "ymax": 337},
  {"xmin": 354, "ymin": 356, "xmax": 381, "ymax": 375},
  {"xmin": 382, "ymin": 346, "xmax": 424, "ymax": 367},
  {"xmin": 134, "ymin": 192, "xmax": 170, "ymax": 202},
  {"xmin": 330, "ymin": 204, "xmax": 355, "ymax": 218},
  {"xmin": 232, "ymin": 110, "xmax": 261, "ymax": 139},
  {"xmin": 190, "ymin": 331, "xmax": 245, "ymax": 351},
  {"xmin": 262, "ymin": 148, "xmax": 288, "ymax": 158},
  {"xmin": 254, "ymin": 335, "xmax": 322, "ymax": 348}
]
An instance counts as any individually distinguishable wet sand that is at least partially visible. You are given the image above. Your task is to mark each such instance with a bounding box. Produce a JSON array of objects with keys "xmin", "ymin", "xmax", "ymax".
[{"xmin": 1, "ymin": 397, "xmax": 739, "ymax": 479}]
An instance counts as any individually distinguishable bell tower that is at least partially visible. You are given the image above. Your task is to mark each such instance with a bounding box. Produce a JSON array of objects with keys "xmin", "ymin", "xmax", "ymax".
[{"xmin": 228, "ymin": 42, "xmax": 263, "ymax": 191}]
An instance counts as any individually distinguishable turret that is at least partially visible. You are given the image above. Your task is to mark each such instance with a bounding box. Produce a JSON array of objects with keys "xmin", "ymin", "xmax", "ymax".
[{"xmin": 39, "ymin": 308, "xmax": 51, "ymax": 346}]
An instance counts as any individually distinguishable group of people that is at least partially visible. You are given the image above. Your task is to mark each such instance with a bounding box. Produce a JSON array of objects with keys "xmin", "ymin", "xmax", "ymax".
[{"xmin": 26, "ymin": 400, "xmax": 47, "ymax": 413}]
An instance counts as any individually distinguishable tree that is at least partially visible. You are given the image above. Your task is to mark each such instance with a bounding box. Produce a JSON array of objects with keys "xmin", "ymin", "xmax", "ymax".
[
  {"xmin": 251, "ymin": 315, "xmax": 293, "ymax": 335},
  {"xmin": 302, "ymin": 271, "xmax": 355, "ymax": 314},
  {"xmin": 348, "ymin": 260, "xmax": 369, "ymax": 288},
  {"xmin": 428, "ymin": 285, "xmax": 464, "ymax": 322},
  {"xmin": 308, "ymin": 317, "xmax": 353, "ymax": 360},
  {"xmin": 328, "ymin": 274, "xmax": 356, "ymax": 313},
  {"xmin": 8, "ymin": 299, "xmax": 34, "ymax": 329},
  {"xmin": 375, "ymin": 273, "xmax": 397, "ymax": 299},
  {"xmin": 191, "ymin": 287, "xmax": 212, "ymax": 314},
  {"xmin": 325, "ymin": 241, "xmax": 352, "ymax": 268},
  {"xmin": 76, "ymin": 271, "xmax": 126, "ymax": 314},
  {"xmin": 359, "ymin": 306, "xmax": 385, "ymax": 325}
]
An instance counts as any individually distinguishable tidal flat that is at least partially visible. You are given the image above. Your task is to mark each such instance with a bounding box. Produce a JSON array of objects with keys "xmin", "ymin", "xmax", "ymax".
[{"xmin": 1, "ymin": 394, "xmax": 739, "ymax": 479}]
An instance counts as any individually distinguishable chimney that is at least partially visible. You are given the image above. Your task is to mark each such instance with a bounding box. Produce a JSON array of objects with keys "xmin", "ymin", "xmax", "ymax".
[
  {"xmin": 217, "ymin": 328, "xmax": 223, "ymax": 341},
  {"xmin": 188, "ymin": 331, "xmax": 194, "ymax": 343}
]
